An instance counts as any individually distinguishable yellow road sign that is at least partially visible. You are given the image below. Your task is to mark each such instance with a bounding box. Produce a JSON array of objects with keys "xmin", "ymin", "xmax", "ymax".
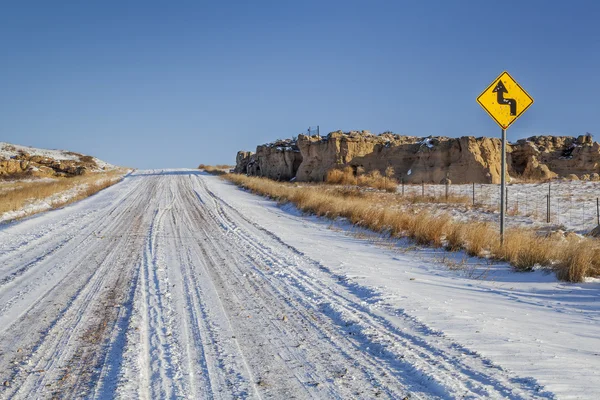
[{"xmin": 477, "ymin": 71, "xmax": 533, "ymax": 129}]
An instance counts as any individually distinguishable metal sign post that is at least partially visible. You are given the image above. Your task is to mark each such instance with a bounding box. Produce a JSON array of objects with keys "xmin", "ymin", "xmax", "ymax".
[
  {"xmin": 500, "ymin": 128, "xmax": 506, "ymax": 244},
  {"xmin": 477, "ymin": 71, "xmax": 534, "ymax": 244}
]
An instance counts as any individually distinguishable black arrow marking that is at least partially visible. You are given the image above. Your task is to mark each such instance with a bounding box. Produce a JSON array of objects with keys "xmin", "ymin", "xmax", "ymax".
[{"xmin": 493, "ymin": 80, "xmax": 517, "ymax": 116}]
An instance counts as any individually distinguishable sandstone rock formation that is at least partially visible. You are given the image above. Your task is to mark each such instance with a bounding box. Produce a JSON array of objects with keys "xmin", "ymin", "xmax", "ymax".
[
  {"xmin": 293, "ymin": 132, "xmax": 507, "ymax": 184},
  {"xmin": 234, "ymin": 151, "xmax": 253, "ymax": 174},
  {"xmin": 234, "ymin": 139, "xmax": 302, "ymax": 181},
  {"xmin": 235, "ymin": 131, "xmax": 600, "ymax": 184},
  {"xmin": 0, "ymin": 142, "xmax": 113, "ymax": 178}
]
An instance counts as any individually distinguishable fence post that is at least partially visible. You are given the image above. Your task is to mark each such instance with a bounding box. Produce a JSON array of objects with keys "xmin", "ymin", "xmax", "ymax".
[
  {"xmin": 548, "ymin": 182, "xmax": 551, "ymax": 222},
  {"xmin": 422, "ymin": 181, "xmax": 424, "ymax": 197},
  {"xmin": 597, "ymin": 198, "xmax": 599, "ymax": 225},
  {"xmin": 401, "ymin": 178, "xmax": 404, "ymax": 196},
  {"xmin": 445, "ymin": 180, "xmax": 449, "ymax": 200},
  {"xmin": 472, "ymin": 182, "xmax": 475, "ymax": 205},
  {"xmin": 546, "ymin": 194, "xmax": 550, "ymax": 223}
]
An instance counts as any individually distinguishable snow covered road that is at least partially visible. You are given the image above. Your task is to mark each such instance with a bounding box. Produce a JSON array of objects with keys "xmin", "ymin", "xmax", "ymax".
[{"xmin": 0, "ymin": 170, "xmax": 596, "ymax": 399}]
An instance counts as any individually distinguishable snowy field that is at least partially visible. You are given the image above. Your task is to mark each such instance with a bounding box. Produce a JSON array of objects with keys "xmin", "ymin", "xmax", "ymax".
[
  {"xmin": 0, "ymin": 170, "xmax": 598, "ymax": 399},
  {"xmin": 400, "ymin": 181, "xmax": 600, "ymax": 233}
]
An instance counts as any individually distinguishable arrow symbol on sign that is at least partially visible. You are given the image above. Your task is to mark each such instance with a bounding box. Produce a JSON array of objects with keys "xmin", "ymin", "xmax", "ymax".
[{"xmin": 493, "ymin": 80, "xmax": 517, "ymax": 116}]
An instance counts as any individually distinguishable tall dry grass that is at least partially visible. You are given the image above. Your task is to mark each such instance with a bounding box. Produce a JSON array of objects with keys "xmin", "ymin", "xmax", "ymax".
[
  {"xmin": 224, "ymin": 173, "xmax": 600, "ymax": 282},
  {"xmin": 326, "ymin": 166, "xmax": 357, "ymax": 185},
  {"xmin": 326, "ymin": 166, "xmax": 398, "ymax": 192},
  {"xmin": 0, "ymin": 170, "xmax": 125, "ymax": 218},
  {"xmin": 198, "ymin": 164, "xmax": 233, "ymax": 175}
]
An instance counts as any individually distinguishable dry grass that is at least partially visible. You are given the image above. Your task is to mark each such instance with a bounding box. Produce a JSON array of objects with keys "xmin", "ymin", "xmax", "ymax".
[
  {"xmin": 198, "ymin": 164, "xmax": 233, "ymax": 175},
  {"xmin": 463, "ymin": 222, "xmax": 497, "ymax": 257},
  {"xmin": 554, "ymin": 241, "xmax": 600, "ymax": 282},
  {"xmin": 326, "ymin": 166, "xmax": 357, "ymax": 185},
  {"xmin": 403, "ymin": 193, "xmax": 471, "ymax": 205},
  {"xmin": 0, "ymin": 170, "xmax": 126, "ymax": 219},
  {"xmin": 327, "ymin": 166, "xmax": 398, "ymax": 192},
  {"xmin": 224, "ymin": 173, "xmax": 600, "ymax": 282}
]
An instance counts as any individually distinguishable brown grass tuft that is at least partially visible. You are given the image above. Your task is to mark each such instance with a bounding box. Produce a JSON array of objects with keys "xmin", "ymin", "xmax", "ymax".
[
  {"xmin": 326, "ymin": 166, "xmax": 357, "ymax": 185},
  {"xmin": 463, "ymin": 222, "xmax": 496, "ymax": 257}
]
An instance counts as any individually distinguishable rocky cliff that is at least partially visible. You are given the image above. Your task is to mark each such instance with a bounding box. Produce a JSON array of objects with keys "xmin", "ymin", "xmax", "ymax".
[
  {"xmin": 234, "ymin": 139, "xmax": 302, "ymax": 181},
  {"xmin": 235, "ymin": 131, "xmax": 600, "ymax": 184},
  {"xmin": 0, "ymin": 142, "xmax": 116, "ymax": 178}
]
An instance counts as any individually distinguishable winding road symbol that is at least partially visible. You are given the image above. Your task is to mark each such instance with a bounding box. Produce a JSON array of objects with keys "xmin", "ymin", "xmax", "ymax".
[
  {"xmin": 493, "ymin": 80, "xmax": 517, "ymax": 116},
  {"xmin": 477, "ymin": 71, "xmax": 533, "ymax": 129}
]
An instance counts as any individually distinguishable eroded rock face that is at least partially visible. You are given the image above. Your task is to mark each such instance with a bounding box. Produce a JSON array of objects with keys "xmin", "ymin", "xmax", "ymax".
[
  {"xmin": 234, "ymin": 139, "xmax": 302, "ymax": 181},
  {"xmin": 234, "ymin": 151, "xmax": 253, "ymax": 174},
  {"xmin": 294, "ymin": 132, "xmax": 505, "ymax": 183},
  {"xmin": 235, "ymin": 132, "xmax": 600, "ymax": 184},
  {"xmin": 0, "ymin": 150, "xmax": 95, "ymax": 177}
]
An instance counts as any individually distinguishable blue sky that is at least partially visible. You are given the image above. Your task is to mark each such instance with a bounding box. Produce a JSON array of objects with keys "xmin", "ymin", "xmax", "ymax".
[{"xmin": 1, "ymin": 1, "xmax": 599, "ymax": 168}]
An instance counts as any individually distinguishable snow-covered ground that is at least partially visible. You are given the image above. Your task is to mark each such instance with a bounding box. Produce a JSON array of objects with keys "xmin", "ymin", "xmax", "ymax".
[
  {"xmin": 0, "ymin": 170, "xmax": 598, "ymax": 399},
  {"xmin": 0, "ymin": 174, "xmax": 126, "ymax": 223},
  {"xmin": 400, "ymin": 181, "xmax": 600, "ymax": 233},
  {"xmin": 0, "ymin": 142, "xmax": 116, "ymax": 171}
]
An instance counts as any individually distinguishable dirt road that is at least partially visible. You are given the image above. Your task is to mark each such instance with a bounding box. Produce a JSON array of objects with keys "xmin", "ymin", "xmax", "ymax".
[{"xmin": 0, "ymin": 170, "xmax": 554, "ymax": 399}]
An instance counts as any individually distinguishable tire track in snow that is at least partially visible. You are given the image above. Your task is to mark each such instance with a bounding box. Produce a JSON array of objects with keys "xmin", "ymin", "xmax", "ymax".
[
  {"xmin": 0, "ymin": 170, "xmax": 557, "ymax": 399},
  {"xmin": 195, "ymin": 174, "xmax": 554, "ymax": 399},
  {"xmin": 187, "ymin": 178, "xmax": 408, "ymax": 399},
  {"xmin": 0, "ymin": 174, "xmax": 153, "ymax": 399}
]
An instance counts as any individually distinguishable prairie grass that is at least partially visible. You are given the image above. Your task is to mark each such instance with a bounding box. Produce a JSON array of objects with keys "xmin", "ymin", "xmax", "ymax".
[
  {"xmin": 0, "ymin": 170, "xmax": 126, "ymax": 219},
  {"xmin": 326, "ymin": 166, "xmax": 357, "ymax": 185},
  {"xmin": 554, "ymin": 242, "xmax": 600, "ymax": 282},
  {"xmin": 198, "ymin": 164, "xmax": 233, "ymax": 175},
  {"xmin": 403, "ymin": 194, "xmax": 471, "ymax": 205},
  {"xmin": 327, "ymin": 167, "xmax": 398, "ymax": 192},
  {"xmin": 224, "ymin": 173, "xmax": 600, "ymax": 282}
]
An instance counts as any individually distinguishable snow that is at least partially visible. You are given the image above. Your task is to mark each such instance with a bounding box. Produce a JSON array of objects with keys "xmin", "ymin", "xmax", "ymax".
[
  {"xmin": 419, "ymin": 137, "xmax": 435, "ymax": 148},
  {"xmin": 205, "ymin": 173, "xmax": 600, "ymax": 399},
  {"xmin": 0, "ymin": 142, "xmax": 79, "ymax": 161},
  {"xmin": 0, "ymin": 141, "xmax": 117, "ymax": 171},
  {"xmin": 0, "ymin": 169, "xmax": 598, "ymax": 399},
  {"xmin": 400, "ymin": 180, "xmax": 600, "ymax": 233}
]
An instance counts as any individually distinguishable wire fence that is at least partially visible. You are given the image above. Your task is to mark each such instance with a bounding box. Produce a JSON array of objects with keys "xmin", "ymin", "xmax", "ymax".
[
  {"xmin": 398, "ymin": 181, "xmax": 600, "ymax": 233},
  {"xmin": 307, "ymin": 126, "xmax": 320, "ymax": 137}
]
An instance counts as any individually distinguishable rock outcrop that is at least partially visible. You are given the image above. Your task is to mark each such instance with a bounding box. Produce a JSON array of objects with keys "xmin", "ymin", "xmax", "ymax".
[
  {"xmin": 294, "ymin": 132, "xmax": 505, "ymax": 184},
  {"xmin": 234, "ymin": 139, "xmax": 302, "ymax": 181},
  {"xmin": 235, "ymin": 131, "xmax": 600, "ymax": 184},
  {"xmin": 234, "ymin": 151, "xmax": 253, "ymax": 174},
  {"xmin": 0, "ymin": 142, "xmax": 113, "ymax": 178}
]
